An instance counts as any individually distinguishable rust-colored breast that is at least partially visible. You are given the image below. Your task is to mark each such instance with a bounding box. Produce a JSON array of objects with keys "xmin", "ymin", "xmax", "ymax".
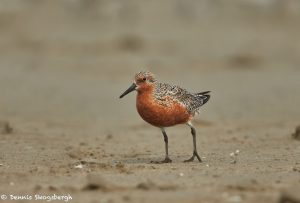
[{"xmin": 136, "ymin": 91, "xmax": 191, "ymax": 127}]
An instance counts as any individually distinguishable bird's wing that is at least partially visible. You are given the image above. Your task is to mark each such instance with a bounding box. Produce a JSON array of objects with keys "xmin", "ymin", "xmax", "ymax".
[
  {"xmin": 154, "ymin": 83, "xmax": 192, "ymax": 108},
  {"xmin": 191, "ymin": 93, "xmax": 210, "ymax": 112},
  {"xmin": 154, "ymin": 83, "xmax": 210, "ymax": 113}
]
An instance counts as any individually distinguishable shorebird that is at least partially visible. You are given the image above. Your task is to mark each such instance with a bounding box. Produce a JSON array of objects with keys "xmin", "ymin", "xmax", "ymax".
[{"xmin": 119, "ymin": 71, "xmax": 210, "ymax": 163}]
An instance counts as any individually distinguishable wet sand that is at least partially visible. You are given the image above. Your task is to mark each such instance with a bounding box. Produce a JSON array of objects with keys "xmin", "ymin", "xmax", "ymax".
[{"xmin": 0, "ymin": 1, "xmax": 300, "ymax": 203}]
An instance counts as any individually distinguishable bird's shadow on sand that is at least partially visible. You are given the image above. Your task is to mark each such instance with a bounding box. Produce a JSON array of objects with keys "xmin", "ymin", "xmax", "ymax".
[
  {"xmin": 117, "ymin": 158, "xmax": 156, "ymax": 164},
  {"xmin": 115, "ymin": 155, "xmax": 199, "ymax": 165}
]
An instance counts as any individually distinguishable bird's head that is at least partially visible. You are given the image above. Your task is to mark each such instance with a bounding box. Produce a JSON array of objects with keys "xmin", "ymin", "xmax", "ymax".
[{"xmin": 119, "ymin": 71, "xmax": 156, "ymax": 98}]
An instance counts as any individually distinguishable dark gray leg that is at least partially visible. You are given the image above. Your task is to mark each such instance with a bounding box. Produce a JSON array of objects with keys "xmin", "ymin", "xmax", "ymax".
[
  {"xmin": 162, "ymin": 128, "xmax": 172, "ymax": 163},
  {"xmin": 151, "ymin": 128, "xmax": 172, "ymax": 164},
  {"xmin": 184, "ymin": 123, "xmax": 202, "ymax": 162}
]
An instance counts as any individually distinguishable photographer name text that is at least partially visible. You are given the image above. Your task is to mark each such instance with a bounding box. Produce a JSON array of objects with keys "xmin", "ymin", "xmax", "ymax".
[{"xmin": 1, "ymin": 194, "xmax": 72, "ymax": 202}]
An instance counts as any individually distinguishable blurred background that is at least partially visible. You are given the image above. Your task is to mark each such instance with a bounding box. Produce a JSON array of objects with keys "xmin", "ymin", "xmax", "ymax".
[
  {"xmin": 0, "ymin": 0, "xmax": 300, "ymax": 129},
  {"xmin": 1, "ymin": 1, "xmax": 300, "ymax": 202}
]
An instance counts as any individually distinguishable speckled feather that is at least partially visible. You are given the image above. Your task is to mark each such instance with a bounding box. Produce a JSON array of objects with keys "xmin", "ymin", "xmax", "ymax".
[
  {"xmin": 135, "ymin": 71, "xmax": 210, "ymax": 115},
  {"xmin": 154, "ymin": 83, "xmax": 210, "ymax": 115}
]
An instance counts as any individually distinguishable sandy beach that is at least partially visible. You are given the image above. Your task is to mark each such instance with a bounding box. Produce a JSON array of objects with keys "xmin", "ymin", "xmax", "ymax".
[{"xmin": 0, "ymin": 1, "xmax": 300, "ymax": 202}]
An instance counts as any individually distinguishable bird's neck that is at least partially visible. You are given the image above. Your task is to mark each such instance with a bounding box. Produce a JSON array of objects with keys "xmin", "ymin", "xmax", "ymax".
[
  {"xmin": 137, "ymin": 83, "xmax": 155, "ymax": 96},
  {"xmin": 136, "ymin": 84, "xmax": 156, "ymax": 103}
]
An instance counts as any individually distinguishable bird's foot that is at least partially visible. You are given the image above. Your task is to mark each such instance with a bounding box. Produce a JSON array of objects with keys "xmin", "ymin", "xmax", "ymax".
[
  {"xmin": 184, "ymin": 151, "xmax": 202, "ymax": 163},
  {"xmin": 183, "ymin": 156, "xmax": 194, "ymax": 162},
  {"xmin": 151, "ymin": 157, "xmax": 172, "ymax": 164}
]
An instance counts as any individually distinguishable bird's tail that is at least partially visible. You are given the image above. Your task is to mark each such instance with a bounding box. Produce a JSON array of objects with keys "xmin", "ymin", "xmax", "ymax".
[{"xmin": 196, "ymin": 91, "xmax": 211, "ymax": 105}]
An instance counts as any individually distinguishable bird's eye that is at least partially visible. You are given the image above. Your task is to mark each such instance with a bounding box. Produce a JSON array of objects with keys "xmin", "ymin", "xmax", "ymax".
[{"xmin": 142, "ymin": 77, "xmax": 146, "ymax": 81}]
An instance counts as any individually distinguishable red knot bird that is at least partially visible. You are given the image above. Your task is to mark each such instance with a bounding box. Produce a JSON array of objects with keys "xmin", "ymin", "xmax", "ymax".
[{"xmin": 119, "ymin": 71, "xmax": 210, "ymax": 163}]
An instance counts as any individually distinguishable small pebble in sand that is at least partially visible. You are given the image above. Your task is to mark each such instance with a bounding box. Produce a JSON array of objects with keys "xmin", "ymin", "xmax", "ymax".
[
  {"xmin": 230, "ymin": 160, "xmax": 237, "ymax": 164},
  {"xmin": 230, "ymin": 149, "xmax": 240, "ymax": 164},
  {"xmin": 106, "ymin": 134, "xmax": 113, "ymax": 140},
  {"xmin": 0, "ymin": 121, "xmax": 13, "ymax": 134},
  {"xmin": 292, "ymin": 125, "xmax": 300, "ymax": 140},
  {"xmin": 0, "ymin": 164, "xmax": 3, "ymax": 166},
  {"xmin": 206, "ymin": 164, "xmax": 210, "ymax": 167},
  {"xmin": 136, "ymin": 181, "xmax": 156, "ymax": 190},
  {"xmin": 230, "ymin": 150, "xmax": 240, "ymax": 157},
  {"xmin": 9, "ymin": 182, "xmax": 14, "ymax": 186},
  {"xmin": 48, "ymin": 185, "xmax": 57, "ymax": 191},
  {"xmin": 74, "ymin": 164, "xmax": 84, "ymax": 169},
  {"xmin": 292, "ymin": 167, "xmax": 300, "ymax": 172},
  {"xmin": 179, "ymin": 172, "xmax": 184, "ymax": 177},
  {"xmin": 279, "ymin": 189, "xmax": 300, "ymax": 203},
  {"xmin": 82, "ymin": 174, "xmax": 112, "ymax": 191}
]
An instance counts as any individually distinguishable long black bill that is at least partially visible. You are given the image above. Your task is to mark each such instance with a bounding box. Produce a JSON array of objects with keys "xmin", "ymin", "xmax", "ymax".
[{"xmin": 119, "ymin": 83, "xmax": 137, "ymax": 98}]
